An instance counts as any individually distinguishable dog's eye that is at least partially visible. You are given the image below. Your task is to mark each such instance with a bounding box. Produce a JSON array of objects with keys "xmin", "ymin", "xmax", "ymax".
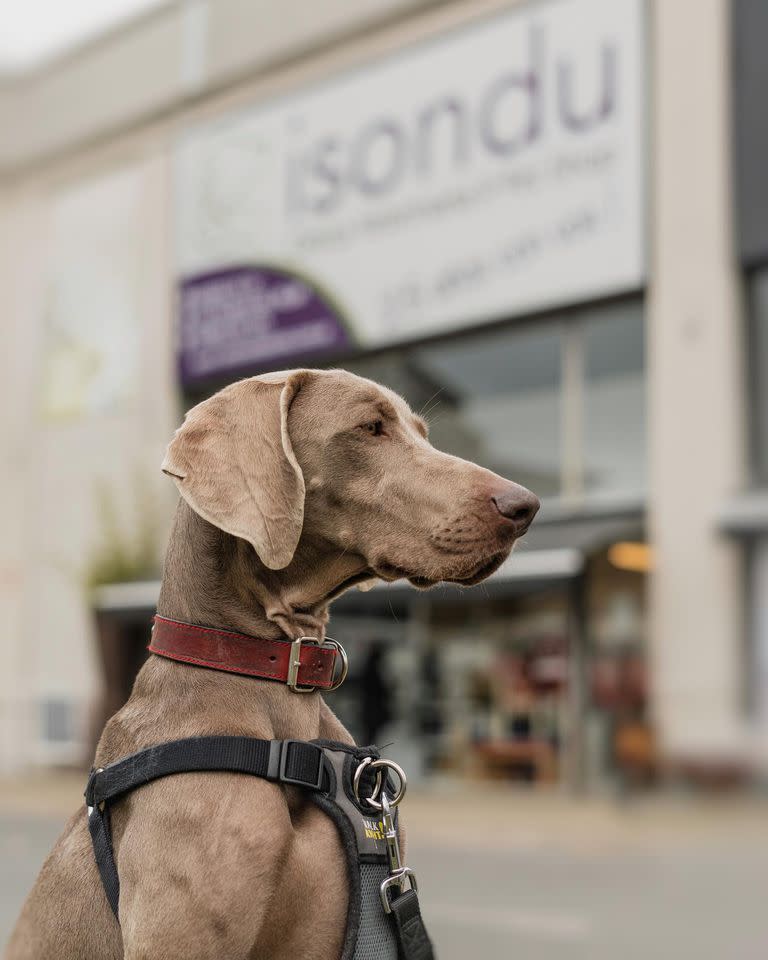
[{"xmin": 361, "ymin": 419, "xmax": 384, "ymax": 437}]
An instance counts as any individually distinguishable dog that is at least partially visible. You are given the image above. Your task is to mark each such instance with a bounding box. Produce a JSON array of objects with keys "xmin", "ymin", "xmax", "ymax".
[{"xmin": 6, "ymin": 368, "xmax": 539, "ymax": 960}]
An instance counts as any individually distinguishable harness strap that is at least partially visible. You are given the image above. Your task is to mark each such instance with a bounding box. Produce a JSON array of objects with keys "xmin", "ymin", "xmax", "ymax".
[
  {"xmin": 85, "ymin": 736, "xmax": 326, "ymax": 918},
  {"xmin": 389, "ymin": 889, "xmax": 435, "ymax": 960},
  {"xmin": 88, "ymin": 804, "xmax": 120, "ymax": 917}
]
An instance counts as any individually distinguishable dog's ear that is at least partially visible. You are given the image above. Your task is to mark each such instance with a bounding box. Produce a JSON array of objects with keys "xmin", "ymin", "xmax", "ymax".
[{"xmin": 162, "ymin": 373, "xmax": 307, "ymax": 570}]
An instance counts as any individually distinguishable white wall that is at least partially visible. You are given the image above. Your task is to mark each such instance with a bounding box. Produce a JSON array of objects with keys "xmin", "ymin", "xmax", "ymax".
[
  {"xmin": 648, "ymin": 0, "xmax": 749, "ymax": 759},
  {"xmin": 0, "ymin": 186, "xmax": 47, "ymax": 771},
  {"xmin": 0, "ymin": 149, "xmax": 176, "ymax": 770}
]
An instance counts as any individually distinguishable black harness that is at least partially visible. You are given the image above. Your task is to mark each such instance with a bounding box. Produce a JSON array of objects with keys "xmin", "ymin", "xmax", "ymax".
[{"xmin": 85, "ymin": 736, "xmax": 435, "ymax": 960}]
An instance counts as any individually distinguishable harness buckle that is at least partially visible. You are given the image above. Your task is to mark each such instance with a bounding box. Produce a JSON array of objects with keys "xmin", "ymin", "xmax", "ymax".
[
  {"xmin": 278, "ymin": 740, "xmax": 326, "ymax": 791},
  {"xmin": 84, "ymin": 767, "xmax": 104, "ymax": 817}
]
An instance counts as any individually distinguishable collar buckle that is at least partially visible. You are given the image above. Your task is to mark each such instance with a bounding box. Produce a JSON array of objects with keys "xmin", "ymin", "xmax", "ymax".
[
  {"xmin": 287, "ymin": 636, "xmax": 321, "ymax": 693},
  {"xmin": 286, "ymin": 636, "xmax": 349, "ymax": 693}
]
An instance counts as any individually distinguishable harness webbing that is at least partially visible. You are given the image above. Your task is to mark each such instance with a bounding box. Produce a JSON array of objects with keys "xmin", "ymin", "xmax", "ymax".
[
  {"xmin": 85, "ymin": 737, "xmax": 327, "ymax": 917},
  {"xmin": 85, "ymin": 737, "xmax": 435, "ymax": 960}
]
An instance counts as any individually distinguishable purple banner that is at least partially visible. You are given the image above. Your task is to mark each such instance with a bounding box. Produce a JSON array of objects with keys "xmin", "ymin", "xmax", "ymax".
[{"xmin": 178, "ymin": 265, "xmax": 351, "ymax": 385}]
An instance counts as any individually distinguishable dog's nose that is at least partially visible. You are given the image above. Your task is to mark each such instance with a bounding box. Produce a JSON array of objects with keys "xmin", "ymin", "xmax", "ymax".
[{"xmin": 491, "ymin": 485, "xmax": 540, "ymax": 533}]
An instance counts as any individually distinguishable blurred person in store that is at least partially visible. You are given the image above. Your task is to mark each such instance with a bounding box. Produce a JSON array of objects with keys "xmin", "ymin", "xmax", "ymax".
[{"xmin": 359, "ymin": 640, "xmax": 393, "ymax": 747}]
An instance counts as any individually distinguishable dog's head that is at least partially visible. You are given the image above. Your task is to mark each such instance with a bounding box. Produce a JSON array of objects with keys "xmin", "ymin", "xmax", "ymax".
[{"xmin": 163, "ymin": 369, "xmax": 539, "ymax": 591}]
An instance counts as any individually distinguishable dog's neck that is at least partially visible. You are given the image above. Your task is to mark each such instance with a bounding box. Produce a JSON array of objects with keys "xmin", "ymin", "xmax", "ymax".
[
  {"xmin": 111, "ymin": 500, "xmax": 364, "ymax": 747},
  {"xmin": 157, "ymin": 500, "xmax": 369, "ymax": 641}
]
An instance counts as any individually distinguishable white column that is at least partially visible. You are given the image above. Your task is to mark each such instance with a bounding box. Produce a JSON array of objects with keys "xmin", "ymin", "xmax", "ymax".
[
  {"xmin": 0, "ymin": 187, "xmax": 47, "ymax": 772},
  {"xmin": 648, "ymin": 0, "xmax": 748, "ymax": 758}
]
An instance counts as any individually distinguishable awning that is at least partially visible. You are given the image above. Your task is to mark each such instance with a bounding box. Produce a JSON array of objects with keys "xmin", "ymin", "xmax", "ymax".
[
  {"xmin": 719, "ymin": 491, "xmax": 768, "ymax": 535},
  {"xmin": 492, "ymin": 512, "xmax": 645, "ymax": 583},
  {"xmin": 93, "ymin": 579, "xmax": 160, "ymax": 613}
]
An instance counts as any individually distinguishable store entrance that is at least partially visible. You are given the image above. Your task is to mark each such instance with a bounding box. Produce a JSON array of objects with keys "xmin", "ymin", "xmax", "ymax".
[
  {"xmin": 330, "ymin": 583, "xmax": 575, "ymax": 787},
  {"xmin": 434, "ymin": 588, "xmax": 570, "ymax": 785},
  {"xmin": 329, "ymin": 537, "xmax": 650, "ymax": 790}
]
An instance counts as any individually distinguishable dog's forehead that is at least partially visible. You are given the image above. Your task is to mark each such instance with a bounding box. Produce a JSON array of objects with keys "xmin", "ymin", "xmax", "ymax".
[
  {"xmin": 239, "ymin": 368, "xmax": 413, "ymax": 420},
  {"xmin": 302, "ymin": 369, "xmax": 412, "ymax": 417},
  {"xmin": 328, "ymin": 369, "xmax": 404, "ymax": 406}
]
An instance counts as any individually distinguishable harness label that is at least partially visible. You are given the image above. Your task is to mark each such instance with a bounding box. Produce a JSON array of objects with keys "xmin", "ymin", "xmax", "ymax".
[{"xmin": 362, "ymin": 817, "xmax": 386, "ymax": 842}]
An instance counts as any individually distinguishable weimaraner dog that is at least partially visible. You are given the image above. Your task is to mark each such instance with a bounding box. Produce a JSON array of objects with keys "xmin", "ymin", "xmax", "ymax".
[{"xmin": 6, "ymin": 368, "xmax": 539, "ymax": 960}]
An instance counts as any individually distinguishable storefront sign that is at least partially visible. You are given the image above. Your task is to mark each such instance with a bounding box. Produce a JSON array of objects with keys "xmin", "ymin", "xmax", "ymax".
[
  {"xmin": 175, "ymin": 0, "xmax": 645, "ymax": 382},
  {"xmin": 178, "ymin": 266, "xmax": 350, "ymax": 383}
]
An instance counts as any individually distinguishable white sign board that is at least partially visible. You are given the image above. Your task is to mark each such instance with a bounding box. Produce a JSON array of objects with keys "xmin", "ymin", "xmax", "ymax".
[{"xmin": 175, "ymin": 0, "xmax": 645, "ymax": 380}]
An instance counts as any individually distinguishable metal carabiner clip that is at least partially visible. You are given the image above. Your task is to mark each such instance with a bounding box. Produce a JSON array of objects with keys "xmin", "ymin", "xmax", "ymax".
[{"xmin": 378, "ymin": 792, "xmax": 418, "ymax": 914}]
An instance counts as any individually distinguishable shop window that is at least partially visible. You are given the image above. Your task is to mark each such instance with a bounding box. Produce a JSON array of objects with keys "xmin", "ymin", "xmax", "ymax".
[
  {"xmin": 41, "ymin": 697, "xmax": 75, "ymax": 743},
  {"xmin": 411, "ymin": 326, "xmax": 563, "ymax": 498},
  {"xmin": 344, "ymin": 297, "xmax": 645, "ymax": 507},
  {"xmin": 583, "ymin": 301, "xmax": 646, "ymax": 499},
  {"xmin": 344, "ymin": 329, "xmax": 562, "ymax": 497}
]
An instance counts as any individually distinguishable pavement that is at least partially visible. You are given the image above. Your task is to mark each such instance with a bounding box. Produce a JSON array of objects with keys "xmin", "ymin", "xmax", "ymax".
[{"xmin": 2, "ymin": 773, "xmax": 768, "ymax": 959}]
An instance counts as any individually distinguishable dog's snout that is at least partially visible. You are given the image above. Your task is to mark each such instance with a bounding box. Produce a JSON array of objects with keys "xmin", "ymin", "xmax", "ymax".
[{"xmin": 491, "ymin": 485, "xmax": 540, "ymax": 532}]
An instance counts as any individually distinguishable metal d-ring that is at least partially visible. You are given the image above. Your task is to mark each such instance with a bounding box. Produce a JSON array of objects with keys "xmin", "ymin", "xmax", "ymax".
[
  {"xmin": 352, "ymin": 757, "xmax": 407, "ymax": 810},
  {"xmin": 323, "ymin": 637, "xmax": 349, "ymax": 691},
  {"xmin": 353, "ymin": 756, "xmax": 384, "ymax": 807}
]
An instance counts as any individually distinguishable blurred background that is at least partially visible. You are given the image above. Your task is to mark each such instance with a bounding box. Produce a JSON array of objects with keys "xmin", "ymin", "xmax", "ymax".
[{"xmin": 2, "ymin": 0, "xmax": 768, "ymax": 956}]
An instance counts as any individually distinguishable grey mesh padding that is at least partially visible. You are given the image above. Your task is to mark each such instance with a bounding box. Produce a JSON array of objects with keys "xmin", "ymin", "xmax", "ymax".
[{"xmin": 353, "ymin": 862, "xmax": 398, "ymax": 960}]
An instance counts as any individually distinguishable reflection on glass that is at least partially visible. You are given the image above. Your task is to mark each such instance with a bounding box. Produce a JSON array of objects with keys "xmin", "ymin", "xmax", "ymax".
[
  {"xmin": 347, "ymin": 325, "xmax": 563, "ymax": 498},
  {"xmin": 343, "ymin": 297, "xmax": 646, "ymax": 506},
  {"xmin": 583, "ymin": 302, "xmax": 646, "ymax": 500}
]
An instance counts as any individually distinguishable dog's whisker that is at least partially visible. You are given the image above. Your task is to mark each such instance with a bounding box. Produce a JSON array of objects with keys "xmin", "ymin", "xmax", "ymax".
[
  {"xmin": 387, "ymin": 598, "xmax": 400, "ymax": 625},
  {"xmin": 418, "ymin": 387, "xmax": 445, "ymax": 419}
]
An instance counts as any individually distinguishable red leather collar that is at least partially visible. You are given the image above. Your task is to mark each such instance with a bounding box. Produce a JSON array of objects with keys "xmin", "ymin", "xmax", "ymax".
[{"xmin": 148, "ymin": 615, "xmax": 343, "ymax": 692}]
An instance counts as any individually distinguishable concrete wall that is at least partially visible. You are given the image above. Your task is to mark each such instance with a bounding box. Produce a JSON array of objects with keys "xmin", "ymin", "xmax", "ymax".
[{"xmin": 0, "ymin": 0, "xmax": 445, "ymax": 177}]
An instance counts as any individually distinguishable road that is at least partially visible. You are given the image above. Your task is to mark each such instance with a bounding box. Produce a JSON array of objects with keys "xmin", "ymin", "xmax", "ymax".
[{"xmin": 2, "ymin": 780, "xmax": 767, "ymax": 958}]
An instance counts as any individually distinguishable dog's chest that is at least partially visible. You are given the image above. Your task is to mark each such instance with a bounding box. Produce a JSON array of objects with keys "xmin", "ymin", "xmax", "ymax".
[{"xmin": 250, "ymin": 801, "xmax": 350, "ymax": 959}]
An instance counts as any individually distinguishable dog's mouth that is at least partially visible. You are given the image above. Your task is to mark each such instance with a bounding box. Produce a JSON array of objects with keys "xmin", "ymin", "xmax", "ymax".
[
  {"xmin": 374, "ymin": 548, "xmax": 511, "ymax": 591},
  {"xmin": 445, "ymin": 549, "xmax": 510, "ymax": 586}
]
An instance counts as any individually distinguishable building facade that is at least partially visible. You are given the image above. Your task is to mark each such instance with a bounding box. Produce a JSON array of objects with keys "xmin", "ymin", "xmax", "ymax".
[{"xmin": 0, "ymin": 0, "xmax": 759, "ymax": 785}]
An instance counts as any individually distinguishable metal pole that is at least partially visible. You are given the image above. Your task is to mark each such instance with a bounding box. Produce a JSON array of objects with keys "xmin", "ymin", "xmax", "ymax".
[{"xmin": 565, "ymin": 572, "xmax": 588, "ymax": 793}]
